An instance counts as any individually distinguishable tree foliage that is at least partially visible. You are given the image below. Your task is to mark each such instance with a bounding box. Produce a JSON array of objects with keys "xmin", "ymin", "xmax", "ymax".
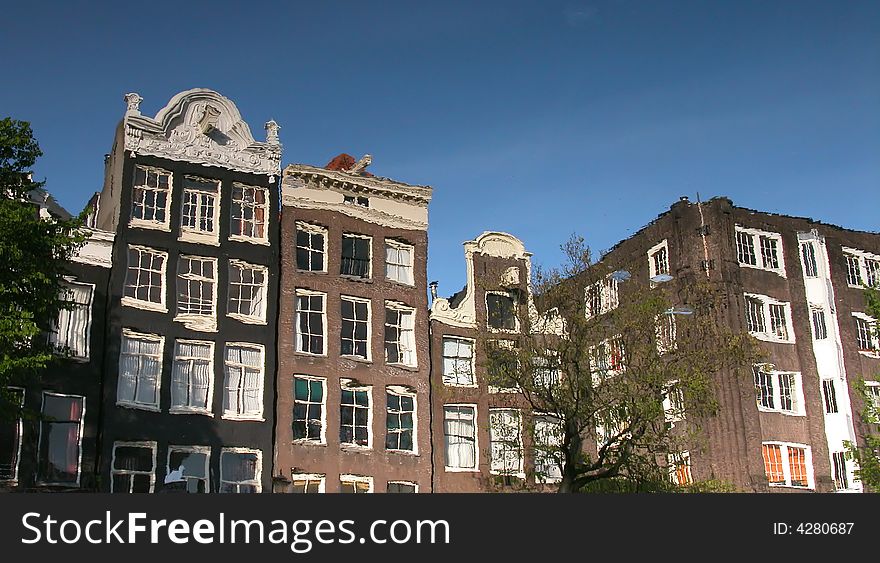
[
  {"xmin": 846, "ymin": 288, "xmax": 880, "ymax": 490},
  {"xmin": 0, "ymin": 117, "xmax": 87, "ymax": 416},
  {"xmin": 481, "ymin": 235, "xmax": 759, "ymax": 492}
]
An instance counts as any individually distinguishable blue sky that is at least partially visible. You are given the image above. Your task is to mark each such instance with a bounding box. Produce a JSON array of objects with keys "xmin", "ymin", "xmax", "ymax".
[{"xmin": 2, "ymin": 0, "xmax": 878, "ymax": 294}]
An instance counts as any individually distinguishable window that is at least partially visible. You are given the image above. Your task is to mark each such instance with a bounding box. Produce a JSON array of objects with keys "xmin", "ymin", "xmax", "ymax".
[
  {"xmin": 744, "ymin": 293, "xmax": 794, "ymax": 343},
  {"xmin": 228, "ymin": 261, "xmax": 267, "ymax": 324},
  {"xmin": 442, "ymin": 337, "xmax": 475, "ymax": 386},
  {"xmin": 179, "ymin": 176, "xmax": 219, "ymax": 243},
  {"xmin": 344, "ymin": 195, "xmax": 369, "ymax": 207},
  {"xmin": 489, "ymin": 409, "xmax": 523, "ymax": 477},
  {"xmin": 291, "ymin": 473, "xmax": 325, "ymax": 493},
  {"xmin": 117, "ymin": 330, "xmax": 163, "ymax": 411},
  {"xmin": 130, "ymin": 165, "xmax": 171, "ymax": 229},
  {"xmin": 753, "ymin": 366, "xmax": 803, "ymax": 415},
  {"xmin": 735, "ymin": 226, "xmax": 785, "ymax": 275},
  {"xmin": 801, "ymin": 242, "xmax": 818, "ymax": 278},
  {"xmin": 122, "ymin": 245, "xmax": 167, "ymax": 311},
  {"xmin": 534, "ymin": 415, "xmax": 563, "ymax": 483},
  {"xmin": 386, "ymin": 388, "xmax": 415, "ymax": 453},
  {"xmin": 219, "ymin": 448, "xmax": 261, "ymax": 493},
  {"xmin": 533, "ymin": 353, "xmax": 561, "ymax": 389},
  {"xmin": 669, "ymin": 452, "xmax": 693, "ymax": 486},
  {"xmin": 341, "ymin": 234, "xmax": 371, "ymax": 278},
  {"xmin": 385, "ymin": 240, "xmax": 414, "ymax": 285},
  {"xmin": 340, "ymin": 381, "xmax": 371, "ymax": 448},
  {"xmin": 111, "ymin": 441, "xmax": 156, "ymax": 493},
  {"xmin": 865, "ymin": 382, "xmax": 880, "ymax": 423},
  {"xmin": 170, "ymin": 340, "xmax": 213, "ymax": 414},
  {"xmin": 295, "ymin": 290, "xmax": 326, "ymax": 355},
  {"xmin": 822, "ymin": 379, "xmax": 838, "ymax": 414},
  {"xmin": 293, "ymin": 376, "xmax": 325, "ymax": 443},
  {"xmin": 167, "ymin": 446, "xmax": 209, "ymax": 493},
  {"xmin": 49, "ymin": 280, "xmax": 94, "ymax": 359},
  {"xmin": 812, "ymin": 308, "xmax": 828, "ymax": 340},
  {"xmin": 222, "ymin": 344, "xmax": 264, "ymax": 420},
  {"xmin": 853, "ymin": 313, "xmax": 879, "ymax": 354},
  {"xmin": 648, "ymin": 240, "xmax": 669, "ymax": 280},
  {"xmin": 341, "ymin": 296, "xmax": 370, "ymax": 359},
  {"xmin": 176, "ymin": 255, "xmax": 217, "ymax": 329},
  {"xmin": 486, "ymin": 292, "xmax": 517, "ymax": 331},
  {"xmin": 656, "ymin": 313, "xmax": 677, "ymax": 354},
  {"xmin": 595, "ymin": 405, "xmax": 631, "ymax": 448},
  {"xmin": 487, "ymin": 339, "xmax": 520, "ymax": 392},
  {"xmin": 843, "ymin": 247, "xmax": 880, "ymax": 288},
  {"xmin": 832, "ymin": 451, "xmax": 849, "ymax": 490},
  {"xmin": 762, "ymin": 442, "xmax": 812, "ymax": 488},
  {"xmin": 585, "ymin": 276, "xmax": 619, "ymax": 318},
  {"xmin": 444, "ymin": 405, "xmax": 477, "ymax": 470},
  {"xmin": 387, "ymin": 481, "xmax": 417, "ymax": 493},
  {"xmin": 663, "ymin": 382, "xmax": 686, "ymax": 423},
  {"xmin": 590, "ymin": 337, "xmax": 626, "ymax": 376},
  {"xmin": 340, "ymin": 474, "xmax": 372, "ymax": 493},
  {"xmin": 295, "ymin": 222, "xmax": 326, "ymax": 272},
  {"xmin": 0, "ymin": 388, "xmax": 24, "ymax": 482},
  {"xmin": 230, "ymin": 183, "xmax": 268, "ymax": 242},
  {"xmin": 385, "ymin": 303, "xmax": 416, "ymax": 366}
]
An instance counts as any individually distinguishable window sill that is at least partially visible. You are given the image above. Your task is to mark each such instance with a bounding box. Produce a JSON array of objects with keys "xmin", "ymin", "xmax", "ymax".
[
  {"xmin": 756, "ymin": 406, "xmax": 805, "ymax": 417},
  {"xmin": 340, "ymin": 355, "xmax": 372, "ymax": 364},
  {"xmin": 387, "ymin": 362, "xmax": 419, "ymax": 372},
  {"xmin": 227, "ymin": 313, "xmax": 267, "ymax": 326},
  {"xmin": 339, "ymin": 274, "xmax": 373, "ymax": 283},
  {"xmin": 444, "ymin": 466, "xmax": 479, "ymax": 473},
  {"xmin": 128, "ymin": 219, "xmax": 171, "ymax": 232},
  {"xmin": 749, "ymin": 332, "xmax": 795, "ymax": 345},
  {"xmin": 292, "ymin": 439, "xmax": 326, "ymax": 447},
  {"xmin": 173, "ymin": 314, "xmax": 218, "ymax": 332},
  {"xmin": 169, "ymin": 407, "xmax": 214, "ymax": 417},
  {"xmin": 294, "ymin": 350, "xmax": 328, "ymax": 359},
  {"xmin": 857, "ymin": 350, "xmax": 880, "ymax": 359},
  {"xmin": 178, "ymin": 232, "xmax": 220, "ymax": 246},
  {"xmin": 116, "ymin": 401, "xmax": 160, "ymax": 412},
  {"xmin": 121, "ymin": 297, "xmax": 167, "ymax": 313},
  {"xmin": 385, "ymin": 278, "xmax": 416, "ymax": 289},
  {"xmin": 442, "ymin": 381, "xmax": 479, "ymax": 388},
  {"xmin": 738, "ymin": 262, "xmax": 787, "ymax": 277},
  {"xmin": 296, "ymin": 268, "xmax": 328, "ymax": 275},
  {"xmin": 768, "ymin": 483, "xmax": 813, "ymax": 490},
  {"xmin": 387, "ymin": 449, "xmax": 419, "ymax": 457},
  {"xmin": 340, "ymin": 443, "xmax": 372, "ymax": 452},
  {"xmin": 221, "ymin": 414, "xmax": 265, "ymax": 422},
  {"xmin": 228, "ymin": 235, "xmax": 270, "ymax": 246}
]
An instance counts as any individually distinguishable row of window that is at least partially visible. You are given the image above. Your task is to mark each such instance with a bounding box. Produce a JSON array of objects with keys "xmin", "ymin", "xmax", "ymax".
[
  {"xmin": 130, "ymin": 166, "xmax": 269, "ymax": 244},
  {"xmin": 296, "ymin": 222, "xmax": 415, "ymax": 285},
  {"xmin": 292, "ymin": 377, "xmax": 417, "ymax": 453},
  {"xmin": 117, "ymin": 329, "xmax": 265, "ymax": 419},
  {"xmin": 123, "ymin": 245, "xmax": 268, "ymax": 327},
  {"xmin": 289, "ymin": 474, "xmax": 418, "ymax": 493},
  {"xmin": 111, "ymin": 442, "xmax": 261, "ymax": 493}
]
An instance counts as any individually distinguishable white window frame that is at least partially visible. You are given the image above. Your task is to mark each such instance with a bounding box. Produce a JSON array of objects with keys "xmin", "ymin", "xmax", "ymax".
[
  {"xmin": 386, "ymin": 385, "xmax": 418, "ymax": 455},
  {"xmin": 339, "ymin": 474, "xmax": 373, "ymax": 493},
  {"xmin": 385, "ymin": 239, "xmax": 414, "ymax": 286},
  {"xmin": 842, "ymin": 247, "xmax": 880, "ymax": 288},
  {"xmin": 36, "ymin": 391, "xmax": 85, "ymax": 487},
  {"xmin": 800, "ymin": 241, "xmax": 818, "ymax": 278},
  {"xmin": 663, "ymin": 381, "xmax": 686, "ymax": 423},
  {"xmin": 655, "ymin": 313, "xmax": 677, "ymax": 354},
  {"xmin": 179, "ymin": 176, "xmax": 221, "ymax": 245},
  {"xmin": 341, "ymin": 233, "xmax": 373, "ymax": 279},
  {"xmin": 744, "ymin": 293, "xmax": 795, "ymax": 343},
  {"xmin": 0, "ymin": 387, "xmax": 24, "ymax": 483},
  {"xmin": 441, "ymin": 336, "xmax": 476, "ymax": 387},
  {"xmin": 590, "ymin": 336, "xmax": 627, "ymax": 379},
  {"xmin": 175, "ymin": 255, "xmax": 218, "ymax": 332},
  {"xmin": 821, "ymin": 378, "xmax": 839, "ymax": 414},
  {"xmin": 735, "ymin": 226, "xmax": 786, "ymax": 276},
  {"xmin": 384, "ymin": 301, "xmax": 417, "ymax": 367},
  {"xmin": 340, "ymin": 295, "xmax": 371, "ymax": 361},
  {"xmin": 753, "ymin": 366, "xmax": 805, "ymax": 416},
  {"xmin": 295, "ymin": 222, "xmax": 328, "ymax": 273},
  {"xmin": 49, "ymin": 279, "xmax": 94, "ymax": 360},
  {"xmin": 647, "ymin": 239, "xmax": 670, "ymax": 281},
  {"xmin": 487, "ymin": 339, "xmax": 521, "ymax": 394},
  {"xmin": 668, "ymin": 451, "xmax": 694, "ymax": 486},
  {"xmin": 227, "ymin": 260, "xmax": 268, "ymax": 325},
  {"xmin": 295, "ymin": 289, "xmax": 327, "ymax": 356},
  {"xmin": 167, "ymin": 445, "xmax": 211, "ymax": 493},
  {"xmin": 229, "ymin": 183, "xmax": 269, "ymax": 245},
  {"xmin": 443, "ymin": 404, "xmax": 478, "ymax": 472},
  {"xmin": 811, "ymin": 306, "xmax": 828, "ymax": 340},
  {"xmin": 340, "ymin": 379, "xmax": 372, "ymax": 449},
  {"xmin": 853, "ymin": 312, "xmax": 879, "ymax": 357},
  {"xmin": 169, "ymin": 339, "xmax": 215, "ymax": 416},
  {"xmin": 117, "ymin": 329, "xmax": 164, "ymax": 412},
  {"xmin": 585, "ymin": 275, "xmax": 619, "ymax": 319},
  {"xmin": 129, "ymin": 165, "xmax": 172, "ymax": 231},
  {"xmin": 387, "ymin": 480, "xmax": 419, "ymax": 493},
  {"xmin": 219, "ymin": 447, "xmax": 262, "ymax": 493},
  {"xmin": 122, "ymin": 245, "xmax": 168, "ymax": 312},
  {"xmin": 762, "ymin": 441, "xmax": 814, "ymax": 489},
  {"xmin": 486, "ymin": 290, "xmax": 519, "ymax": 333},
  {"xmin": 489, "ymin": 408, "xmax": 524, "ymax": 478},
  {"xmin": 291, "ymin": 473, "xmax": 326, "ymax": 493},
  {"xmin": 222, "ymin": 343, "xmax": 265, "ymax": 421},
  {"xmin": 111, "ymin": 440, "xmax": 156, "ymax": 493},
  {"xmin": 864, "ymin": 381, "xmax": 880, "ymax": 423},
  {"xmin": 292, "ymin": 375, "xmax": 326, "ymax": 444},
  {"xmin": 533, "ymin": 414, "xmax": 563, "ymax": 484}
]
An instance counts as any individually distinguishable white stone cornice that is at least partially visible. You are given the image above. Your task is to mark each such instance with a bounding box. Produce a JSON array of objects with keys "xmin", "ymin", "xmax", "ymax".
[{"xmin": 284, "ymin": 164, "xmax": 432, "ymax": 205}]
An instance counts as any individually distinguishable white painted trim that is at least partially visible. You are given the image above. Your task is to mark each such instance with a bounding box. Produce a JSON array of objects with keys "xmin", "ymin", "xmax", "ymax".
[
  {"xmin": 219, "ymin": 447, "xmax": 263, "ymax": 493},
  {"xmin": 339, "ymin": 473, "xmax": 373, "ymax": 493},
  {"xmin": 744, "ymin": 292, "xmax": 796, "ymax": 344},
  {"xmin": 340, "ymin": 295, "xmax": 372, "ymax": 361},
  {"xmin": 735, "ymin": 225, "xmax": 787, "ymax": 277},
  {"xmin": 384, "ymin": 238, "xmax": 415, "ymax": 286},
  {"xmin": 341, "ymin": 233, "xmax": 373, "ymax": 279},
  {"xmin": 178, "ymin": 176, "xmax": 221, "ymax": 245},
  {"xmin": 123, "ymin": 244, "xmax": 169, "ymax": 312},
  {"xmin": 762, "ymin": 441, "xmax": 815, "ymax": 490},
  {"xmin": 166, "ymin": 445, "xmax": 211, "ymax": 493},
  {"xmin": 128, "ymin": 165, "xmax": 173, "ymax": 231},
  {"xmin": 227, "ymin": 259, "xmax": 269, "ymax": 325},
  {"xmin": 488, "ymin": 408, "xmax": 525, "ymax": 478},
  {"xmin": 386, "ymin": 385, "xmax": 418, "ymax": 455},
  {"xmin": 841, "ymin": 246, "xmax": 880, "ymax": 288},
  {"xmin": 295, "ymin": 289, "xmax": 327, "ymax": 356},
  {"xmin": 387, "ymin": 480, "xmax": 419, "ymax": 493},
  {"xmin": 0, "ymin": 387, "xmax": 25, "ymax": 484},
  {"xmin": 294, "ymin": 221, "xmax": 328, "ymax": 273},
  {"xmin": 440, "ymin": 336, "xmax": 477, "ymax": 387},
  {"xmin": 169, "ymin": 339, "xmax": 215, "ymax": 416},
  {"xmin": 647, "ymin": 239, "xmax": 670, "ymax": 280},
  {"xmin": 111, "ymin": 440, "xmax": 157, "ymax": 493},
  {"xmin": 485, "ymin": 290, "xmax": 520, "ymax": 334},
  {"xmin": 117, "ymin": 329, "xmax": 164, "ymax": 412},
  {"xmin": 852, "ymin": 312, "xmax": 880, "ymax": 357},
  {"xmin": 174, "ymin": 254, "xmax": 218, "ymax": 332},
  {"xmin": 221, "ymin": 342, "xmax": 265, "ymax": 421},
  {"xmin": 753, "ymin": 367, "xmax": 806, "ymax": 417},
  {"xmin": 340, "ymin": 378, "xmax": 373, "ymax": 450},
  {"xmin": 292, "ymin": 375, "xmax": 328, "ymax": 445},
  {"xmin": 443, "ymin": 403, "xmax": 479, "ymax": 472},
  {"xmin": 229, "ymin": 183, "xmax": 270, "ymax": 246},
  {"xmin": 36, "ymin": 392, "xmax": 85, "ymax": 487},
  {"xmin": 384, "ymin": 301, "xmax": 418, "ymax": 368},
  {"xmin": 50, "ymin": 279, "xmax": 95, "ymax": 361},
  {"xmin": 290, "ymin": 473, "xmax": 326, "ymax": 493}
]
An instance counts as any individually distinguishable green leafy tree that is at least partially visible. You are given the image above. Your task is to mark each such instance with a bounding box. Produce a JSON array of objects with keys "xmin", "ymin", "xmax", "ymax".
[
  {"xmin": 0, "ymin": 117, "xmax": 87, "ymax": 417},
  {"xmin": 481, "ymin": 235, "xmax": 758, "ymax": 493},
  {"xmin": 846, "ymin": 288, "xmax": 880, "ymax": 489}
]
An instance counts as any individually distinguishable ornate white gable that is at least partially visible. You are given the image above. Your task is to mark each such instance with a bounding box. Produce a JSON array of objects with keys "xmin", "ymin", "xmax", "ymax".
[{"xmin": 123, "ymin": 89, "xmax": 281, "ymax": 178}]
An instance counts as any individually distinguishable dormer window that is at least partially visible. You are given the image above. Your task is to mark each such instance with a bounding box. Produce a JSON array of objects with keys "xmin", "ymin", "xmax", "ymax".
[{"xmin": 486, "ymin": 292, "xmax": 517, "ymax": 332}]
